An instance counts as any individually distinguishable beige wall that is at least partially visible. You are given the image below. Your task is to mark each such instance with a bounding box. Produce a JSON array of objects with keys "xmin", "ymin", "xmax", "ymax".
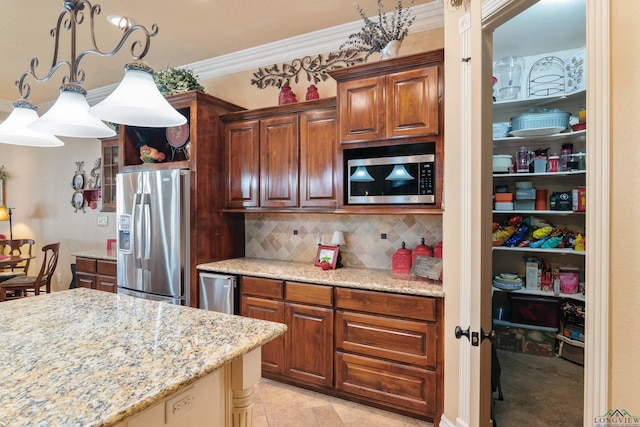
[
  {"xmin": 202, "ymin": 29, "xmax": 444, "ymax": 110},
  {"xmin": 0, "ymin": 138, "xmax": 116, "ymax": 290},
  {"xmin": 610, "ymin": 0, "xmax": 640, "ymax": 413}
]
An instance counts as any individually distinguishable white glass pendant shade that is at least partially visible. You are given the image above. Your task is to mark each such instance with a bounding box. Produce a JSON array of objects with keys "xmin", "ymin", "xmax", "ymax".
[
  {"xmin": 0, "ymin": 101, "xmax": 64, "ymax": 147},
  {"xmin": 29, "ymin": 85, "xmax": 116, "ymax": 138},
  {"xmin": 350, "ymin": 166, "xmax": 375, "ymax": 182},
  {"xmin": 89, "ymin": 61, "xmax": 187, "ymax": 127},
  {"xmin": 385, "ymin": 165, "xmax": 414, "ymax": 181}
]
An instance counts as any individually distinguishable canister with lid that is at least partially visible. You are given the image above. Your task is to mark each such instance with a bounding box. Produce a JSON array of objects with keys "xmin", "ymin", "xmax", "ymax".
[
  {"xmin": 412, "ymin": 238, "xmax": 433, "ymax": 265},
  {"xmin": 392, "ymin": 242, "xmax": 412, "ymax": 277}
]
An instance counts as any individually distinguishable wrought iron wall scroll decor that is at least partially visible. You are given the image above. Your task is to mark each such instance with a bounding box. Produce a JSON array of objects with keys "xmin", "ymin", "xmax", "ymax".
[{"xmin": 250, "ymin": 50, "xmax": 364, "ymax": 89}]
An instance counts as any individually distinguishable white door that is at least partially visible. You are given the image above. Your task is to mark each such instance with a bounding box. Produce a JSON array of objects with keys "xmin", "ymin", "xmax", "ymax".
[{"xmin": 443, "ymin": 1, "xmax": 609, "ymax": 426}]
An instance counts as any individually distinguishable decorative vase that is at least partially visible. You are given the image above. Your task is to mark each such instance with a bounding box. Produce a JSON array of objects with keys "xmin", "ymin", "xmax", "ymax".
[{"xmin": 381, "ymin": 40, "xmax": 402, "ymax": 59}]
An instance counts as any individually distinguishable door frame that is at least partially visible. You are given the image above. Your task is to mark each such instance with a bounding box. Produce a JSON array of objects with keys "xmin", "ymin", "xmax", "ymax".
[{"xmin": 442, "ymin": 0, "xmax": 609, "ymax": 425}]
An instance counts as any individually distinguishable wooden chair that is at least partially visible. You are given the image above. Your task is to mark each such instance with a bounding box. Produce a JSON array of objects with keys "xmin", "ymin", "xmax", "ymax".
[
  {"xmin": 0, "ymin": 243, "xmax": 59, "ymax": 302},
  {"xmin": 0, "ymin": 239, "xmax": 35, "ymax": 282}
]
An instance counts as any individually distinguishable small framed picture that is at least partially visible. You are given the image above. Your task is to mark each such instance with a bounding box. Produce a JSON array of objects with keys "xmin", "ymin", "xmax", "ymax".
[{"xmin": 314, "ymin": 245, "xmax": 339, "ymax": 270}]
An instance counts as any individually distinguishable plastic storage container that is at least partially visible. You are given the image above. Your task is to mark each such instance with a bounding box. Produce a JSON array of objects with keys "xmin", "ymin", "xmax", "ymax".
[{"xmin": 494, "ymin": 319, "xmax": 558, "ymax": 357}]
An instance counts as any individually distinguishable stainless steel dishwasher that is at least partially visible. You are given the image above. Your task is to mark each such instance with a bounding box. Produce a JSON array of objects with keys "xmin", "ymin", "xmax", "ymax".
[{"xmin": 198, "ymin": 272, "xmax": 238, "ymax": 314}]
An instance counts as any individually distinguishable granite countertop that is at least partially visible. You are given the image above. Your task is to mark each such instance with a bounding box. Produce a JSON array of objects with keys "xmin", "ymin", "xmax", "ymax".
[
  {"xmin": 0, "ymin": 288, "xmax": 287, "ymax": 427},
  {"xmin": 197, "ymin": 257, "xmax": 444, "ymax": 298},
  {"xmin": 71, "ymin": 249, "xmax": 117, "ymax": 261}
]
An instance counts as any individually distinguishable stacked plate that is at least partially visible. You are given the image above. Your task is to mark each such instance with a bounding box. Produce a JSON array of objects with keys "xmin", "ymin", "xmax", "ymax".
[{"xmin": 493, "ymin": 273, "xmax": 523, "ymax": 290}]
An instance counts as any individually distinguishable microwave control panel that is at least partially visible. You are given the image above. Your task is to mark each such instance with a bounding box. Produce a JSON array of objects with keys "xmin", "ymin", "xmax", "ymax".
[{"xmin": 420, "ymin": 162, "xmax": 435, "ymax": 196}]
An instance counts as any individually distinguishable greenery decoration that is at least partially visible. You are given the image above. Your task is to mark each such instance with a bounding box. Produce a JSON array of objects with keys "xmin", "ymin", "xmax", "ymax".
[
  {"xmin": 340, "ymin": 0, "xmax": 416, "ymax": 59},
  {"xmin": 153, "ymin": 67, "xmax": 204, "ymax": 96},
  {"xmin": 251, "ymin": 51, "xmax": 364, "ymax": 89},
  {"xmin": 0, "ymin": 165, "xmax": 8, "ymax": 182}
]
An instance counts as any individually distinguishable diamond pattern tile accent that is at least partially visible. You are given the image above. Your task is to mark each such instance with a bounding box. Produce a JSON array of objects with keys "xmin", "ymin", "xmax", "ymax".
[{"xmin": 245, "ymin": 213, "xmax": 442, "ymax": 270}]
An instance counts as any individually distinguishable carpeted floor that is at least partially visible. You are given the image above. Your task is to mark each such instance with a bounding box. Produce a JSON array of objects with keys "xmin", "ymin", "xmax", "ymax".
[{"xmin": 493, "ymin": 349, "xmax": 584, "ymax": 426}]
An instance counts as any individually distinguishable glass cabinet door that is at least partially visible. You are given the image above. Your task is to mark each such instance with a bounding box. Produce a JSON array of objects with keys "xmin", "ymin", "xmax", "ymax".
[{"xmin": 101, "ymin": 137, "xmax": 119, "ymax": 212}]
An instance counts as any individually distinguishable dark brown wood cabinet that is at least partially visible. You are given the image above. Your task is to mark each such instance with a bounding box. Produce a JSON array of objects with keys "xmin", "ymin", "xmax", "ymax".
[
  {"xmin": 118, "ymin": 91, "xmax": 246, "ymax": 307},
  {"xmin": 334, "ymin": 288, "xmax": 442, "ymax": 421},
  {"xmin": 299, "ymin": 108, "xmax": 338, "ymax": 208},
  {"xmin": 239, "ymin": 274, "xmax": 442, "ymax": 423},
  {"xmin": 330, "ymin": 50, "xmax": 443, "ymax": 145},
  {"xmin": 260, "ymin": 115, "xmax": 299, "ymax": 208},
  {"xmin": 100, "ymin": 136, "xmax": 119, "ymax": 212},
  {"xmin": 75, "ymin": 257, "xmax": 117, "ymax": 293},
  {"xmin": 240, "ymin": 277, "xmax": 334, "ymax": 387},
  {"xmin": 222, "ymin": 98, "xmax": 337, "ymax": 211}
]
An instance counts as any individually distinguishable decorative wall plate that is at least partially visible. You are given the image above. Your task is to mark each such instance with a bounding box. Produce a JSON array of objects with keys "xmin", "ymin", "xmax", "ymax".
[
  {"xmin": 166, "ymin": 123, "xmax": 189, "ymax": 147},
  {"xmin": 71, "ymin": 191, "xmax": 84, "ymax": 212}
]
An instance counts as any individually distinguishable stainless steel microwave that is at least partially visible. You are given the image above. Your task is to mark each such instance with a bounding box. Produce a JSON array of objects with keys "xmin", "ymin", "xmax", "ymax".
[{"xmin": 346, "ymin": 148, "xmax": 436, "ymax": 205}]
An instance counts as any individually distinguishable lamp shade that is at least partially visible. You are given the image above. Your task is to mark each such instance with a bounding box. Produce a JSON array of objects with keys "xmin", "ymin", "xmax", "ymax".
[
  {"xmin": 385, "ymin": 165, "xmax": 414, "ymax": 181},
  {"xmin": 331, "ymin": 231, "xmax": 346, "ymax": 246},
  {"xmin": 0, "ymin": 206, "xmax": 9, "ymax": 221},
  {"xmin": 29, "ymin": 85, "xmax": 116, "ymax": 138},
  {"xmin": 0, "ymin": 101, "xmax": 64, "ymax": 147},
  {"xmin": 89, "ymin": 61, "xmax": 187, "ymax": 128},
  {"xmin": 350, "ymin": 166, "xmax": 375, "ymax": 182}
]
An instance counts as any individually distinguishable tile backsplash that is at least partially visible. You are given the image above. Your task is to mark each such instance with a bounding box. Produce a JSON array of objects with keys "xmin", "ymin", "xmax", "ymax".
[{"xmin": 245, "ymin": 213, "xmax": 442, "ymax": 270}]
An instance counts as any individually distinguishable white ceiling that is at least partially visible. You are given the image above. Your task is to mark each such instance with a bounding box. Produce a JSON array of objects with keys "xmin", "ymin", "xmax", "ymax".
[{"xmin": 493, "ymin": 0, "xmax": 586, "ymax": 60}]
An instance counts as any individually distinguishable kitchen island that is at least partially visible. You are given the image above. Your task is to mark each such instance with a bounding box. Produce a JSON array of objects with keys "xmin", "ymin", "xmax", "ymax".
[{"xmin": 0, "ymin": 288, "xmax": 287, "ymax": 427}]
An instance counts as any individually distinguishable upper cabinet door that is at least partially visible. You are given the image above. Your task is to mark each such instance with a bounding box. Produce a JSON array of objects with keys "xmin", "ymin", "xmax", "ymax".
[
  {"xmin": 338, "ymin": 76, "xmax": 386, "ymax": 143},
  {"xmin": 260, "ymin": 115, "xmax": 299, "ymax": 208},
  {"xmin": 386, "ymin": 66, "xmax": 440, "ymax": 138},
  {"xmin": 225, "ymin": 120, "xmax": 260, "ymax": 208},
  {"xmin": 299, "ymin": 109, "xmax": 338, "ymax": 208}
]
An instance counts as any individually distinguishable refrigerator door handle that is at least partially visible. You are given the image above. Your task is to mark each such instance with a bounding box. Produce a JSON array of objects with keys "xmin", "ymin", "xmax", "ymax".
[
  {"xmin": 133, "ymin": 192, "xmax": 144, "ymax": 270},
  {"xmin": 141, "ymin": 193, "xmax": 152, "ymax": 271}
]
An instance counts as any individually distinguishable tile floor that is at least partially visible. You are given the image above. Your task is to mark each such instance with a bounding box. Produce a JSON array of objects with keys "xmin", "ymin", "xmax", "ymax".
[{"xmin": 251, "ymin": 378, "xmax": 434, "ymax": 427}]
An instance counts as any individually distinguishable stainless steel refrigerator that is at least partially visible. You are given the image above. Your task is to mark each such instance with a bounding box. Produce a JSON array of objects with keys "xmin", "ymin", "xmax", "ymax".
[{"xmin": 116, "ymin": 168, "xmax": 190, "ymax": 305}]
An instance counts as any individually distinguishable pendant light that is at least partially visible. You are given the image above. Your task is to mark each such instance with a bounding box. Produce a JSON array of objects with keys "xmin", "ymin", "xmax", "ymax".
[
  {"xmin": 1, "ymin": 1, "xmax": 182, "ymax": 146},
  {"xmin": 29, "ymin": 84, "xmax": 116, "ymax": 138},
  {"xmin": 350, "ymin": 166, "xmax": 375, "ymax": 182},
  {"xmin": 89, "ymin": 61, "xmax": 187, "ymax": 127},
  {"xmin": 385, "ymin": 165, "xmax": 414, "ymax": 181},
  {"xmin": 0, "ymin": 100, "xmax": 64, "ymax": 147}
]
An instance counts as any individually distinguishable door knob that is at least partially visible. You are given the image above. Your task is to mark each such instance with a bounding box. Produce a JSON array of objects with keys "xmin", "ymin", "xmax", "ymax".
[
  {"xmin": 481, "ymin": 328, "xmax": 496, "ymax": 343},
  {"xmin": 454, "ymin": 325, "xmax": 470, "ymax": 341}
]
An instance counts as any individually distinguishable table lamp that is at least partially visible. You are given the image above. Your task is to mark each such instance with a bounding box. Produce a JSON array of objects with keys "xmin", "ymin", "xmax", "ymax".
[
  {"xmin": 0, "ymin": 206, "xmax": 13, "ymax": 240},
  {"xmin": 331, "ymin": 231, "xmax": 346, "ymax": 268}
]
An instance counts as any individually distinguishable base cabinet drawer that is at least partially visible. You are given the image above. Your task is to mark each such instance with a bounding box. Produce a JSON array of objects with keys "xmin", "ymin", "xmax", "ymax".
[
  {"xmin": 336, "ymin": 310, "xmax": 436, "ymax": 368},
  {"xmin": 76, "ymin": 273, "xmax": 95, "ymax": 290},
  {"xmin": 96, "ymin": 275, "xmax": 117, "ymax": 293},
  {"xmin": 336, "ymin": 351, "xmax": 436, "ymax": 418}
]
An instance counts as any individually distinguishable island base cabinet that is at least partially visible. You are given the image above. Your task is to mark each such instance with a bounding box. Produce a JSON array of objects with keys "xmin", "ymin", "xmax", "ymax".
[
  {"xmin": 118, "ymin": 370, "xmax": 225, "ymax": 427},
  {"xmin": 336, "ymin": 351, "xmax": 437, "ymax": 419}
]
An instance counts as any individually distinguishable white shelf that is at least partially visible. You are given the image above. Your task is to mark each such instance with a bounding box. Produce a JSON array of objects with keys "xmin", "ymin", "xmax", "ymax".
[
  {"xmin": 492, "ymin": 286, "xmax": 586, "ymax": 302},
  {"xmin": 493, "ymin": 89, "xmax": 586, "ymax": 119},
  {"xmin": 492, "ymin": 246, "xmax": 586, "ymax": 256},
  {"xmin": 556, "ymin": 334, "xmax": 585, "ymax": 348},
  {"xmin": 493, "ymin": 170, "xmax": 586, "ymax": 179},
  {"xmin": 493, "ymin": 129, "xmax": 586, "ymax": 146},
  {"xmin": 493, "ymin": 210, "xmax": 585, "ymax": 215}
]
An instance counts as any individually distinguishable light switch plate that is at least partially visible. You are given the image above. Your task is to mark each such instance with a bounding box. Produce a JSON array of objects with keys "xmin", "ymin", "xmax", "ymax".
[{"xmin": 97, "ymin": 216, "xmax": 108, "ymax": 226}]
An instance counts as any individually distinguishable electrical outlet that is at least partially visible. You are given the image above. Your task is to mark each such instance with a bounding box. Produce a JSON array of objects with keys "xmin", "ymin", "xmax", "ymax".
[
  {"xmin": 381, "ymin": 233, "xmax": 387, "ymax": 240},
  {"xmin": 293, "ymin": 229, "xmax": 299, "ymax": 235},
  {"xmin": 97, "ymin": 216, "xmax": 108, "ymax": 226},
  {"xmin": 165, "ymin": 391, "xmax": 195, "ymax": 422}
]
